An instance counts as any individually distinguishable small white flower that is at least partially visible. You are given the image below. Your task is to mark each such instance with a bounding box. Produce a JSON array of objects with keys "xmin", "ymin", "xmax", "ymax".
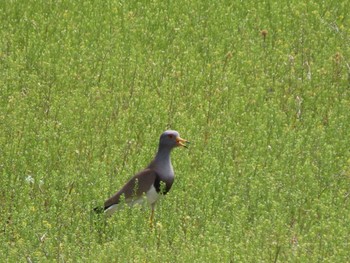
[{"xmin": 25, "ymin": 175, "xmax": 35, "ymax": 184}]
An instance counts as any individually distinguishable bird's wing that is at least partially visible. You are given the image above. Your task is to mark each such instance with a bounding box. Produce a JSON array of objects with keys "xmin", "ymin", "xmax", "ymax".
[{"xmin": 104, "ymin": 168, "xmax": 157, "ymax": 209}]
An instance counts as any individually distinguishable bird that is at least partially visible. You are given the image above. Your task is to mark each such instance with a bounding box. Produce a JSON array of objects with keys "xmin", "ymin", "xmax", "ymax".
[{"xmin": 95, "ymin": 130, "xmax": 189, "ymax": 224}]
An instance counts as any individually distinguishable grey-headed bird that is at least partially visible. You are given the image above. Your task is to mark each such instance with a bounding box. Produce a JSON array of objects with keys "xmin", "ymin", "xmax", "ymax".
[{"xmin": 95, "ymin": 130, "xmax": 189, "ymax": 224}]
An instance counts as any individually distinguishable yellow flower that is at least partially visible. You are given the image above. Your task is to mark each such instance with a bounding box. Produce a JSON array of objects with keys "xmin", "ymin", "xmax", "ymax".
[{"xmin": 43, "ymin": 220, "xmax": 52, "ymax": 229}]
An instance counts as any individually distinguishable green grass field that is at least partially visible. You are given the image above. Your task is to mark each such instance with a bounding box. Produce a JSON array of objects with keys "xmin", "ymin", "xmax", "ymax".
[{"xmin": 1, "ymin": 0, "xmax": 350, "ymax": 262}]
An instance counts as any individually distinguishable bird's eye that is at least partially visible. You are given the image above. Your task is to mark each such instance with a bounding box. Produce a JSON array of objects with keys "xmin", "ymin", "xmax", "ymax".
[{"xmin": 168, "ymin": 134, "xmax": 173, "ymax": 139}]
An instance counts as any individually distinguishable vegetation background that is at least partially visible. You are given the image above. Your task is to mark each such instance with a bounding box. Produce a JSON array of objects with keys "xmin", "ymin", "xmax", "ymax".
[{"xmin": 1, "ymin": 0, "xmax": 349, "ymax": 262}]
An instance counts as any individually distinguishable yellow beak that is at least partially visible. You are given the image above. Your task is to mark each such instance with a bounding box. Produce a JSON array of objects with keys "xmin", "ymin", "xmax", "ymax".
[{"xmin": 176, "ymin": 137, "xmax": 189, "ymax": 148}]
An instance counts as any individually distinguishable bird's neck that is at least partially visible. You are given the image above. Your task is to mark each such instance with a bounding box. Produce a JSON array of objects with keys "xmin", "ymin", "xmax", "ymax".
[
  {"xmin": 149, "ymin": 146, "xmax": 174, "ymax": 176},
  {"xmin": 154, "ymin": 146, "xmax": 172, "ymax": 164}
]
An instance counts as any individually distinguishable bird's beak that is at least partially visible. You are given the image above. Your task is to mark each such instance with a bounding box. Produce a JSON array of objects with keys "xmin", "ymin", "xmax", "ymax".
[{"xmin": 176, "ymin": 137, "xmax": 189, "ymax": 148}]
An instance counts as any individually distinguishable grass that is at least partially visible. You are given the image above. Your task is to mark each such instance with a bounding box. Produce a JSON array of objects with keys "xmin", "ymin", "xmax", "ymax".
[{"xmin": 1, "ymin": 0, "xmax": 350, "ymax": 262}]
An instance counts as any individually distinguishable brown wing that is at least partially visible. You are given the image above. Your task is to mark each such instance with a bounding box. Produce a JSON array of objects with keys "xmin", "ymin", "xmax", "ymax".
[{"xmin": 104, "ymin": 168, "xmax": 157, "ymax": 209}]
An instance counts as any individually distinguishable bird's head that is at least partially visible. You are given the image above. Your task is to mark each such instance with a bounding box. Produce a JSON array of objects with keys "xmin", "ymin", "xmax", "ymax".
[{"xmin": 159, "ymin": 130, "xmax": 189, "ymax": 149}]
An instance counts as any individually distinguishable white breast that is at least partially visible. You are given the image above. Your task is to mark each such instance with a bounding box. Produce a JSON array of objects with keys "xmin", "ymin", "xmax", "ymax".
[{"xmin": 146, "ymin": 185, "xmax": 159, "ymax": 205}]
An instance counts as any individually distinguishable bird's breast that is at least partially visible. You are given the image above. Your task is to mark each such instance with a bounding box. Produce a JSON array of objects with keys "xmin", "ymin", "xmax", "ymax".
[
  {"xmin": 146, "ymin": 185, "xmax": 159, "ymax": 204},
  {"xmin": 153, "ymin": 173, "xmax": 173, "ymax": 194}
]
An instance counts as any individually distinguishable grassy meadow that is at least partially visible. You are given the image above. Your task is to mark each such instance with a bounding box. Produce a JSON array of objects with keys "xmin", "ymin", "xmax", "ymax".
[{"xmin": 1, "ymin": 0, "xmax": 350, "ymax": 262}]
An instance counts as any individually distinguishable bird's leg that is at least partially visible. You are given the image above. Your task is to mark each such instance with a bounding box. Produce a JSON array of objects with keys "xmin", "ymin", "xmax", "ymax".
[{"xmin": 149, "ymin": 204, "xmax": 155, "ymax": 228}]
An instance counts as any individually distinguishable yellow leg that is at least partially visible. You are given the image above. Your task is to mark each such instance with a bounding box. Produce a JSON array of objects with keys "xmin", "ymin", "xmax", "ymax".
[{"xmin": 149, "ymin": 204, "xmax": 155, "ymax": 228}]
